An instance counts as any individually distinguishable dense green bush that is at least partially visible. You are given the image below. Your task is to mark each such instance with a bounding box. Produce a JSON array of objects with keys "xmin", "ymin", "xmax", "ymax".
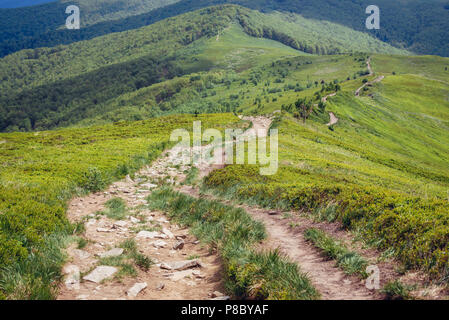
[{"xmin": 205, "ymin": 168, "xmax": 449, "ymax": 280}]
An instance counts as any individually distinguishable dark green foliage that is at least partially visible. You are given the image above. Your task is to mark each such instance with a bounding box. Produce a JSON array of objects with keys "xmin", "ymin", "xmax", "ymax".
[
  {"xmin": 81, "ymin": 167, "xmax": 109, "ymax": 192},
  {"xmin": 381, "ymin": 280, "xmax": 413, "ymax": 300},
  {"xmin": 1, "ymin": 0, "xmax": 448, "ymax": 57}
]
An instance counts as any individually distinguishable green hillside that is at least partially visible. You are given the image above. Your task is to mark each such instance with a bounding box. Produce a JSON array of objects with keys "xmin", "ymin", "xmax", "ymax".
[
  {"xmin": 0, "ymin": 113, "xmax": 241, "ymax": 299},
  {"xmin": 61, "ymin": 0, "xmax": 181, "ymax": 27},
  {"xmin": 0, "ymin": 0, "xmax": 448, "ymax": 301},
  {"xmin": 0, "ymin": 0, "xmax": 448, "ymax": 58},
  {"xmin": 0, "ymin": 5, "xmax": 406, "ymax": 132},
  {"xmin": 205, "ymin": 55, "xmax": 449, "ymax": 280}
]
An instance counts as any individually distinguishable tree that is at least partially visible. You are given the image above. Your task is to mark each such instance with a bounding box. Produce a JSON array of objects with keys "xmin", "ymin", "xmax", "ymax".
[{"xmin": 295, "ymin": 98, "xmax": 313, "ymax": 123}]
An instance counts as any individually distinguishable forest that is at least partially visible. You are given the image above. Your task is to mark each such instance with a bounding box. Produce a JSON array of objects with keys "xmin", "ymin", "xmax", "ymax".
[{"xmin": 0, "ymin": 0, "xmax": 448, "ymax": 58}]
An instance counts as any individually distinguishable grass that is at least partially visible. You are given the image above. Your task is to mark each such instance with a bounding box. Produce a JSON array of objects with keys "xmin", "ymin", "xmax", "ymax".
[
  {"xmin": 76, "ymin": 238, "xmax": 88, "ymax": 250},
  {"xmin": 146, "ymin": 187, "xmax": 319, "ymax": 300},
  {"xmin": 120, "ymin": 238, "xmax": 153, "ymax": 272},
  {"xmin": 381, "ymin": 280, "xmax": 414, "ymax": 300},
  {"xmin": 304, "ymin": 228, "xmax": 368, "ymax": 277},
  {"xmin": 95, "ymin": 238, "xmax": 153, "ymax": 280},
  {"xmin": 0, "ymin": 113, "xmax": 240, "ymax": 299},
  {"xmin": 99, "ymin": 197, "xmax": 128, "ymax": 220},
  {"xmin": 0, "ymin": 233, "xmax": 71, "ymax": 300},
  {"xmin": 182, "ymin": 166, "xmax": 199, "ymax": 186}
]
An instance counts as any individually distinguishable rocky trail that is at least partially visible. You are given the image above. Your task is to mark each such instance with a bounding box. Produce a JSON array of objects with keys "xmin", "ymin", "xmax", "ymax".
[
  {"xmin": 59, "ymin": 113, "xmax": 439, "ymax": 300},
  {"xmin": 59, "ymin": 115, "xmax": 380, "ymax": 300},
  {"xmin": 58, "ymin": 156, "xmax": 228, "ymax": 300}
]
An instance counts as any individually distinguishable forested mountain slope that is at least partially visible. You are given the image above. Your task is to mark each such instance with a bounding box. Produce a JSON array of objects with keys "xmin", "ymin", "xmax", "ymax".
[
  {"xmin": 0, "ymin": 5, "xmax": 406, "ymax": 132},
  {"xmin": 0, "ymin": 0, "xmax": 447, "ymax": 58}
]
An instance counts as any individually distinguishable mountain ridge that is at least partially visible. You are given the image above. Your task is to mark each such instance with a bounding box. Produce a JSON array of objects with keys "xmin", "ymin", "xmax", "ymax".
[{"xmin": 0, "ymin": 0, "xmax": 448, "ymax": 58}]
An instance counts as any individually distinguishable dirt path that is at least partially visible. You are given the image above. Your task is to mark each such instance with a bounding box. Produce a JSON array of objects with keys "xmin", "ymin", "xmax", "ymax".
[
  {"xmin": 355, "ymin": 75, "xmax": 385, "ymax": 97},
  {"xmin": 366, "ymin": 57, "xmax": 374, "ymax": 76},
  {"xmin": 321, "ymin": 92, "xmax": 336, "ymax": 103},
  {"xmin": 326, "ymin": 112, "xmax": 339, "ymax": 126},
  {"xmin": 179, "ymin": 184, "xmax": 379, "ymax": 300},
  {"xmin": 355, "ymin": 57, "xmax": 384, "ymax": 96},
  {"xmin": 60, "ymin": 114, "xmax": 378, "ymax": 300},
  {"xmin": 58, "ymin": 158, "xmax": 227, "ymax": 300},
  {"xmin": 320, "ymin": 93, "xmax": 339, "ymax": 126}
]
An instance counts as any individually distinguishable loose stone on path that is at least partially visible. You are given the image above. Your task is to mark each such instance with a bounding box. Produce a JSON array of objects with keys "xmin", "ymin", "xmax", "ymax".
[
  {"xmin": 127, "ymin": 282, "xmax": 148, "ymax": 298},
  {"xmin": 160, "ymin": 259, "xmax": 201, "ymax": 271},
  {"xmin": 83, "ymin": 266, "xmax": 118, "ymax": 283},
  {"xmin": 136, "ymin": 230, "xmax": 167, "ymax": 239}
]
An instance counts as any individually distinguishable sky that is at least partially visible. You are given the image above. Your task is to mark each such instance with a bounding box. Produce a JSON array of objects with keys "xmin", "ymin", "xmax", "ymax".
[{"xmin": 0, "ymin": 0, "xmax": 56, "ymax": 8}]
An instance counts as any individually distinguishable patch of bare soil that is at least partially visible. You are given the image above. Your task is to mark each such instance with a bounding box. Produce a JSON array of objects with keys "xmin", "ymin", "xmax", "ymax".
[{"xmin": 326, "ymin": 112, "xmax": 339, "ymax": 126}]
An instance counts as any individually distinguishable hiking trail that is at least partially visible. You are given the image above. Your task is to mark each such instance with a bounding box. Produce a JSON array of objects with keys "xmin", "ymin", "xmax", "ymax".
[{"xmin": 59, "ymin": 113, "xmax": 440, "ymax": 300}]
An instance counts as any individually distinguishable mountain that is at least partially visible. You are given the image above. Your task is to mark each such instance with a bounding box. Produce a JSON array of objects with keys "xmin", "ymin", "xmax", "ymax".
[
  {"xmin": 0, "ymin": 0, "xmax": 449, "ymax": 301},
  {"xmin": 0, "ymin": 0, "xmax": 448, "ymax": 58},
  {"xmin": 0, "ymin": 5, "xmax": 407, "ymax": 132}
]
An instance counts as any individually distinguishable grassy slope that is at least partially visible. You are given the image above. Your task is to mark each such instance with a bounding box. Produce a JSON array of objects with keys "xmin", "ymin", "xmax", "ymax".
[
  {"xmin": 238, "ymin": 10, "xmax": 408, "ymax": 55},
  {"xmin": 73, "ymin": 53, "xmax": 368, "ymax": 127},
  {"xmin": 204, "ymin": 55, "xmax": 449, "ymax": 280},
  {"xmin": 0, "ymin": 5, "xmax": 404, "ymax": 93},
  {"xmin": 0, "ymin": 113, "xmax": 240, "ymax": 299}
]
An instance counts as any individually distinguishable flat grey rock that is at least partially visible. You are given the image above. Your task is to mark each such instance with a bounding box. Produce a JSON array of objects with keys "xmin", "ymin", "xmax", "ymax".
[
  {"xmin": 63, "ymin": 265, "xmax": 80, "ymax": 290},
  {"xmin": 160, "ymin": 259, "xmax": 201, "ymax": 271},
  {"xmin": 127, "ymin": 282, "xmax": 147, "ymax": 298},
  {"xmin": 129, "ymin": 216, "xmax": 140, "ymax": 223},
  {"xmin": 211, "ymin": 296, "xmax": 231, "ymax": 300},
  {"xmin": 140, "ymin": 183, "xmax": 158, "ymax": 189},
  {"xmin": 153, "ymin": 240, "xmax": 167, "ymax": 248},
  {"xmin": 73, "ymin": 249, "xmax": 91, "ymax": 260},
  {"xmin": 136, "ymin": 231, "xmax": 167, "ymax": 239},
  {"xmin": 113, "ymin": 221, "xmax": 128, "ymax": 228},
  {"xmin": 162, "ymin": 227, "xmax": 174, "ymax": 239},
  {"xmin": 83, "ymin": 266, "xmax": 118, "ymax": 283}
]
